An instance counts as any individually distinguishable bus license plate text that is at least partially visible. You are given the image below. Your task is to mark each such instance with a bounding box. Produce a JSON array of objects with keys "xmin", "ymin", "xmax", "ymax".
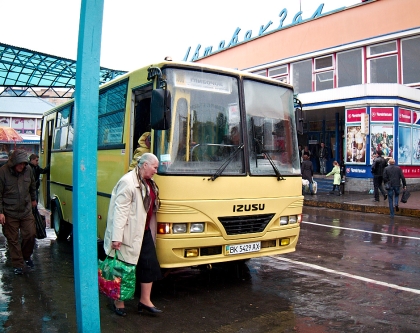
[{"xmin": 226, "ymin": 242, "xmax": 261, "ymax": 255}]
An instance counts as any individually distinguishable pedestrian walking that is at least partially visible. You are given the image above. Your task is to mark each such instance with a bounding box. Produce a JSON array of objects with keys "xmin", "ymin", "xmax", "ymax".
[
  {"xmin": 326, "ymin": 160, "xmax": 341, "ymax": 196},
  {"xmin": 318, "ymin": 142, "xmax": 329, "ymax": 175},
  {"xmin": 0, "ymin": 149, "xmax": 37, "ymax": 275},
  {"xmin": 301, "ymin": 154, "xmax": 314, "ymax": 195},
  {"xmin": 302, "ymin": 146, "xmax": 311, "ymax": 158},
  {"xmin": 28, "ymin": 153, "xmax": 49, "ymax": 203},
  {"xmin": 371, "ymin": 150, "xmax": 387, "ymax": 202},
  {"xmin": 104, "ymin": 153, "xmax": 162, "ymax": 317},
  {"xmin": 383, "ymin": 158, "xmax": 406, "ymax": 217}
]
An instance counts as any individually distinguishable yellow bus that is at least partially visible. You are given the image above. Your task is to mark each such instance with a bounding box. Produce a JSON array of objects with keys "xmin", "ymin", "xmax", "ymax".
[{"xmin": 39, "ymin": 60, "xmax": 303, "ymax": 269}]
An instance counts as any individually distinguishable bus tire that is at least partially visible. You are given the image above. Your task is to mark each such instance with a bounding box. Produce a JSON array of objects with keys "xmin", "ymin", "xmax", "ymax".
[{"xmin": 51, "ymin": 201, "xmax": 72, "ymax": 241}]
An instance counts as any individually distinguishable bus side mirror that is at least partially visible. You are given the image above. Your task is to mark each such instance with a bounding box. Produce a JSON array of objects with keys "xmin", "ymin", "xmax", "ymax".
[{"xmin": 151, "ymin": 89, "xmax": 171, "ymax": 130}]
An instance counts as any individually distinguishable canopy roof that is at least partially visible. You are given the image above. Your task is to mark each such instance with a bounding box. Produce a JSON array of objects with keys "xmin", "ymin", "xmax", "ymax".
[
  {"xmin": 0, "ymin": 127, "xmax": 23, "ymax": 142},
  {"xmin": 0, "ymin": 42, "xmax": 127, "ymax": 98}
]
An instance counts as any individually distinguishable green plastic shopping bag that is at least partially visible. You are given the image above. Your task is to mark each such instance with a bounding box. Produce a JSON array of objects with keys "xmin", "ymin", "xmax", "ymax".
[{"xmin": 98, "ymin": 251, "xmax": 136, "ymax": 301}]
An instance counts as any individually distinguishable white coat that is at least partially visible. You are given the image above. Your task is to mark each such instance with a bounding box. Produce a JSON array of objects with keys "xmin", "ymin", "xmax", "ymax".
[{"xmin": 103, "ymin": 169, "xmax": 157, "ymax": 265}]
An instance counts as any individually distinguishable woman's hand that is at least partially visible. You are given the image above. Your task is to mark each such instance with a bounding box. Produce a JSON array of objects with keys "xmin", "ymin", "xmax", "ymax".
[{"xmin": 112, "ymin": 241, "xmax": 122, "ymax": 250}]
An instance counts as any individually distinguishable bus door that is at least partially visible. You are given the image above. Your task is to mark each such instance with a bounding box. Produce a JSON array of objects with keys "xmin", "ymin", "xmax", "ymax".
[
  {"xmin": 131, "ymin": 85, "xmax": 152, "ymax": 161},
  {"xmin": 40, "ymin": 118, "xmax": 55, "ymax": 209}
]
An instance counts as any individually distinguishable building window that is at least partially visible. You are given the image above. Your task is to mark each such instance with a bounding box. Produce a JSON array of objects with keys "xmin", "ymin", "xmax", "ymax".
[
  {"xmin": 368, "ymin": 41, "xmax": 396, "ymax": 56},
  {"xmin": 314, "ymin": 55, "xmax": 334, "ymax": 91},
  {"xmin": 268, "ymin": 65, "xmax": 288, "ymax": 83},
  {"xmin": 36, "ymin": 119, "xmax": 42, "ymax": 136},
  {"xmin": 315, "ymin": 55, "xmax": 333, "ymax": 70},
  {"xmin": 369, "ymin": 55, "xmax": 398, "ymax": 83},
  {"xmin": 368, "ymin": 41, "xmax": 398, "ymax": 83},
  {"xmin": 251, "ymin": 69, "xmax": 267, "ymax": 77},
  {"xmin": 337, "ymin": 49, "xmax": 363, "ymax": 87},
  {"xmin": 401, "ymin": 36, "xmax": 420, "ymax": 85},
  {"xmin": 0, "ymin": 117, "xmax": 10, "ymax": 127},
  {"xmin": 292, "ymin": 60, "xmax": 312, "ymax": 93},
  {"xmin": 315, "ymin": 71, "xmax": 334, "ymax": 91},
  {"xmin": 11, "ymin": 117, "xmax": 36, "ymax": 134}
]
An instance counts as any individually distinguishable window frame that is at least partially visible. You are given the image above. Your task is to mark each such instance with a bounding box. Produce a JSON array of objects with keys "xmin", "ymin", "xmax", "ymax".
[
  {"xmin": 336, "ymin": 48, "xmax": 364, "ymax": 88},
  {"xmin": 401, "ymin": 35, "xmax": 420, "ymax": 86}
]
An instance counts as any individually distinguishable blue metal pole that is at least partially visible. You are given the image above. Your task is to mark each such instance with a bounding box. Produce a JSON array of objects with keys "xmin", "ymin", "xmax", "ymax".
[{"xmin": 73, "ymin": 0, "xmax": 104, "ymax": 332}]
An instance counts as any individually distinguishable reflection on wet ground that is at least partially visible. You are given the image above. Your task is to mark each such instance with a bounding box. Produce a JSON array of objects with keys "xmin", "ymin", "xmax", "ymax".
[{"xmin": 1, "ymin": 207, "xmax": 420, "ymax": 332}]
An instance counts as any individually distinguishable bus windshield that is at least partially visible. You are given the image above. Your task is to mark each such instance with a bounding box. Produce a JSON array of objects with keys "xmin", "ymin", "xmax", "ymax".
[
  {"xmin": 244, "ymin": 79, "xmax": 300, "ymax": 176},
  {"xmin": 155, "ymin": 68, "xmax": 244, "ymax": 175},
  {"xmin": 154, "ymin": 68, "xmax": 300, "ymax": 176}
]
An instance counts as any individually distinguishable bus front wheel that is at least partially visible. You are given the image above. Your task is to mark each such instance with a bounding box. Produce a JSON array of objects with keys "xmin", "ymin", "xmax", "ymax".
[{"xmin": 52, "ymin": 203, "xmax": 72, "ymax": 241}]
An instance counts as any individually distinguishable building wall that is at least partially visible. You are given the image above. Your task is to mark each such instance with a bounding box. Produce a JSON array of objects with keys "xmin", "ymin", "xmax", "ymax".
[
  {"xmin": 193, "ymin": 0, "xmax": 420, "ymax": 188},
  {"xmin": 196, "ymin": 0, "xmax": 420, "ymax": 70}
]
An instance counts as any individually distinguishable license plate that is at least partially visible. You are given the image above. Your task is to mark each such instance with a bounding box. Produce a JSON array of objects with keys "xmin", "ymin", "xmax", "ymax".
[{"xmin": 226, "ymin": 242, "xmax": 261, "ymax": 255}]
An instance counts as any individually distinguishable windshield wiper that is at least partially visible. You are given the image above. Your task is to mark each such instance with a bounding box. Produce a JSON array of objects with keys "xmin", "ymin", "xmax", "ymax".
[
  {"xmin": 208, "ymin": 144, "xmax": 244, "ymax": 181},
  {"xmin": 261, "ymin": 149, "xmax": 285, "ymax": 181},
  {"xmin": 253, "ymin": 136, "xmax": 285, "ymax": 181}
]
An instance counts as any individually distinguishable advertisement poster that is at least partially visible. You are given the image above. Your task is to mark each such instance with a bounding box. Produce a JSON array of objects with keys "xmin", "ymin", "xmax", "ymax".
[
  {"xmin": 398, "ymin": 126, "xmax": 411, "ymax": 164},
  {"xmin": 413, "ymin": 128, "xmax": 420, "ymax": 165},
  {"xmin": 346, "ymin": 125, "xmax": 366, "ymax": 164},
  {"xmin": 370, "ymin": 124, "xmax": 394, "ymax": 164}
]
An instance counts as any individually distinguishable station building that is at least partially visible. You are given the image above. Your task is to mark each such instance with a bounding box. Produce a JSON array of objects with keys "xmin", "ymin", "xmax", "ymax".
[
  {"xmin": 0, "ymin": 88, "xmax": 55, "ymax": 157},
  {"xmin": 189, "ymin": 0, "xmax": 420, "ymax": 191}
]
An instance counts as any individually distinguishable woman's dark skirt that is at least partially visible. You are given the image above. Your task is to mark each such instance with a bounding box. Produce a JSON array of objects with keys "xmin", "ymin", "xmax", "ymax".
[{"xmin": 137, "ymin": 229, "xmax": 162, "ymax": 283}]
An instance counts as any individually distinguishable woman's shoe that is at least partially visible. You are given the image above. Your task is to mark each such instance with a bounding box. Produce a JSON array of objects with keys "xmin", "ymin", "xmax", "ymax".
[
  {"xmin": 138, "ymin": 302, "xmax": 163, "ymax": 314},
  {"xmin": 113, "ymin": 304, "xmax": 127, "ymax": 317}
]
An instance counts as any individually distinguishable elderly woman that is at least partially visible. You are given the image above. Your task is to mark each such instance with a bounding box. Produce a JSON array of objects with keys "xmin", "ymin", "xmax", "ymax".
[{"xmin": 104, "ymin": 153, "xmax": 162, "ymax": 317}]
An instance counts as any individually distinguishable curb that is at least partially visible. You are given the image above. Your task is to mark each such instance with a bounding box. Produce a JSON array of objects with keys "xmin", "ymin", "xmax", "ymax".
[{"xmin": 303, "ymin": 199, "xmax": 420, "ymax": 218}]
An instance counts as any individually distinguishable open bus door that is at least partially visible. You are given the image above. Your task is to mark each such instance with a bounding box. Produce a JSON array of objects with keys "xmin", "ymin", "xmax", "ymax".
[{"xmin": 39, "ymin": 119, "xmax": 54, "ymax": 210}]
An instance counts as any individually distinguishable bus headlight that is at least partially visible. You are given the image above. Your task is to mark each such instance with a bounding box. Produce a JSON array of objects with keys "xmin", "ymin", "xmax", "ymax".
[
  {"xmin": 289, "ymin": 216, "xmax": 298, "ymax": 224},
  {"xmin": 173, "ymin": 223, "xmax": 187, "ymax": 234},
  {"xmin": 280, "ymin": 215, "xmax": 299, "ymax": 225},
  {"xmin": 190, "ymin": 223, "xmax": 204, "ymax": 233},
  {"xmin": 280, "ymin": 216, "xmax": 289, "ymax": 225}
]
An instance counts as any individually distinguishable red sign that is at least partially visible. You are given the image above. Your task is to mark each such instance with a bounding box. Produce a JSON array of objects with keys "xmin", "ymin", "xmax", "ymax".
[
  {"xmin": 346, "ymin": 108, "xmax": 366, "ymax": 123},
  {"xmin": 398, "ymin": 108, "xmax": 411, "ymax": 124},
  {"xmin": 370, "ymin": 107, "xmax": 394, "ymax": 122},
  {"xmin": 401, "ymin": 166, "xmax": 420, "ymax": 178}
]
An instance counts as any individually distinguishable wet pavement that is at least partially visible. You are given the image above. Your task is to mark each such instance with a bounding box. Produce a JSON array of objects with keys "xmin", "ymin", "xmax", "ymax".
[{"xmin": 1, "ymin": 193, "xmax": 419, "ymax": 332}]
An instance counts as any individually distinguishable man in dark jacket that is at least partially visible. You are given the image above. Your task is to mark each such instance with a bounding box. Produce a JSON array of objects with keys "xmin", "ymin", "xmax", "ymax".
[
  {"xmin": 0, "ymin": 149, "xmax": 37, "ymax": 275},
  {"xmin": 29, "ymin": 153, "xmax": 49, "ymax": 202},
  {"xmin": 383, "ymin": 158, "xmax": 407, "ymax": 217},
  {"xmin": 371, "ymin": 150, "xmax": 388, "ymax": 201},
  {"xmin": 318, "ymin": 142, "xmax": 329, "ymax": 175}
]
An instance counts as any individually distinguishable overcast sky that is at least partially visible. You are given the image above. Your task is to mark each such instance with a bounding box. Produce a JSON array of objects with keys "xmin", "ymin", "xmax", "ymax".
[{"xmin": 1, "ymin": 0, "xmax": 360, "ymax": 72}]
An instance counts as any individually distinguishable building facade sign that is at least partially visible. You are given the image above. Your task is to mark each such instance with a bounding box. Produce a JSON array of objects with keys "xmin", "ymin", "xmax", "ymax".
[
  {"xmin": 183, "ymin": 3, "xmax": 346, "ymax": 62},
  {"xmin": 370, "ymin": 107, "xmax": 394, "ymax": 122},
  {"xmin": 399, "ymin": 108, "xmax": 412, "ymax": 124},
  {"xmin": 346, "ymin": 108, "xmax": 366, "ymax": 123}
]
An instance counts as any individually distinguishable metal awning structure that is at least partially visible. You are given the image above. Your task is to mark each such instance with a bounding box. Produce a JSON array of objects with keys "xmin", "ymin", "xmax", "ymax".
[{"xmin": 0, "ymin": 42, "xmax": 127, "ymax": 97}]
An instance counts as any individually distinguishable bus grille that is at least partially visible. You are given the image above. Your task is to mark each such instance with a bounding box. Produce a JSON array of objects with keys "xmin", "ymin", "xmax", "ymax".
[{"xmin": 218, "ymin": 214, "xmax": 275, "ymax": 235}]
